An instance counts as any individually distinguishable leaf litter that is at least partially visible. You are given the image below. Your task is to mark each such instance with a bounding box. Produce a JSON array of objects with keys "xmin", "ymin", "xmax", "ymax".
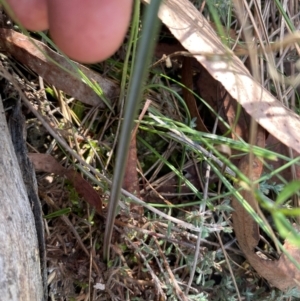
[{"xmin": 2, "ymin": 0, "xmax": 300, "ymax": 300}]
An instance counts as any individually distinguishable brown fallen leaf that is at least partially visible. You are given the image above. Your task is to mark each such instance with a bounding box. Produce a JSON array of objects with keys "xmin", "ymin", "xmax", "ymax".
[
  {"xmin": 0, "ymin": 28, "xmax": 119, "ymax": 107},
  {"xmin": 123, "ymin": 133, "xmax": 142, "ymax": 215},
  {"xmin": 144, "ymin": 0, "xmax": 300, "ymax": 290},
  {"xmin": 155, "ymin": 37, "xmax": 250, "ymax": 141},
  {"xmin": 143, "ymin": 0, "xmax": 300, "ymax": 154},
  {"xmin": 28, "ymin": 153, "xmax": 102, "ymax": 214},
  {"xmin": 122, "ymin": 101, "xmax": 152, "ymax": 216},
  {"xmin": 195, "ymin": 61, "xmax": 251, "ymax": 142},
  {"xmin": 278, "ymin": 230, "xmax": 300, "ymax": 287},
  {"xmin": 232, "ymin": 127, "xmax": 300, "ymax": 291},
  {"xmin": 181, "ymin": 56, "xmax": 209, "ymax": 133}
]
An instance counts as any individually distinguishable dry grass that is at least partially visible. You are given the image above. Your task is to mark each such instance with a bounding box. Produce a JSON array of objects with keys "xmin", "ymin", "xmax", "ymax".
[{"xmin": 2, "ymin": 0, "xmax": 300, "ymax": 300}]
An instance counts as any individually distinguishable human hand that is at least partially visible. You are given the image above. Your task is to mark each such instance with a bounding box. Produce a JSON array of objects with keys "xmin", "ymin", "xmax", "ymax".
[{"xmin": 5, "ymin": 0, "xmax": 133, "ymax": 63}]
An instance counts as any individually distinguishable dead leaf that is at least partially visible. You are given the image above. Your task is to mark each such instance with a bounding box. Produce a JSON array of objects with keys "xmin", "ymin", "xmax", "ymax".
[
  {"xmin": 232, "ymin": 127, "xmax": 300, "ymax": 290},
  {"xmin": 28, "ymin": 153, "xmax": 102, "ymax": 214},
  {"xmin": 123, "ymin": 134, "xmax": 142, "ymax": 215},
  {"xmin": 143, "ymin": 0, "xmax": 300, "ymax": 154},
  {"xmin": 0, "ymin": 29, "xmax": 119, "ymax": 107},
  {"xmin": 231, "ymin": 127, "xmax": 265, "ymax": 253},
  {"xmin": 122, "ymin": 100, "xmax": 152, "ymax": 216},
  {"xmin": 278, "ymin": 230, "xmax": 300, "ymax": 288},
  {"xmin": 144, "ymin": 0, "xmax": 300, "ymax": 289},
  {"xmin": 181, "ymin": 56, "xmax": 208, "ymax": 132},
  {"xmin": 155, "ymin": 39, "xmax": 250, "ymax": 141},
  {"xmin": 195, "ymin": 62, "xmax": 251, "ymax": 141}
]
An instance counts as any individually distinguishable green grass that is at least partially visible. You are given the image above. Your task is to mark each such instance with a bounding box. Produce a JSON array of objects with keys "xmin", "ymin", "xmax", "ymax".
[{"xmin": 2, "ymin": 0, "xmax": 300, "ymax": 299}]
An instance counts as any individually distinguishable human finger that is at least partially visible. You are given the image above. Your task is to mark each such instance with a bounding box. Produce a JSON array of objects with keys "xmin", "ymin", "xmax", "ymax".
[
  {"xmin": 5, "ymin": 0, "xmax": 48, "ymax": 31},
  {"xmin": 48, "ymin": 0, "xmax": 133, "ymax": 63}
]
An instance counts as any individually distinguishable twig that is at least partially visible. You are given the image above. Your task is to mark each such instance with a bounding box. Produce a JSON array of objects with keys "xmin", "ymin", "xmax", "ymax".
[
  {"xmin": 126, "ymin": 237, "xmax": 166, "ymax": 300},
  {"xmin": 152, "ymin": 234, "xmax": 188, "ymax": 301}
]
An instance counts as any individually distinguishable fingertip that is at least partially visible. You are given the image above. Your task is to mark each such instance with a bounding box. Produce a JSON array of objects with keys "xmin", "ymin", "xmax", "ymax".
[
  {"xmin": 48, "ymin": 0, "xmax": 133, "ymax": 63},
  {"xmin": 5, "ymin": 0, "xmax": 48, "ymax": 31}
]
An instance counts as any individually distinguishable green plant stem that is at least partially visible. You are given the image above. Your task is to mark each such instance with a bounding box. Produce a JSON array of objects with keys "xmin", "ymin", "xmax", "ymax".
[
  {"xmin": 103, "ymin": 0, "xmax": 162, "ymax": 261},
  {"xmin": 118, "ymin": 0, "xmax": 140, "ymax": 109}
]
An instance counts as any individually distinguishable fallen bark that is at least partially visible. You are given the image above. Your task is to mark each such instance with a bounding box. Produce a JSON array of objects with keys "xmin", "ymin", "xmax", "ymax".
[
  {"xmin": 0, "ymin": 28, "xmax": 119, "ymax": 108},
  {"xmin": 0, "ymin": 99, "xmax": 44, "ymax": 301}
]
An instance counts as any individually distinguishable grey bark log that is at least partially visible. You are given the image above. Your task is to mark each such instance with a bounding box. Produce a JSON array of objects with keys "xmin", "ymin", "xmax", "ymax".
[{"xmin": 0, "ymin": 100, "xmax": 43, "ymax": 301}]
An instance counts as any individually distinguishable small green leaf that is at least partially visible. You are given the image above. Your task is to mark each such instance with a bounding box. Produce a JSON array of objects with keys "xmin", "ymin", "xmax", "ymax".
[
  {"xmin": 44, "ymin": 208, "xmax": 71, "ymax": 219},
  {"xmin": 276, "ymin": 208, "xmax": 300, "ymax": 216},
  {"xmin": 275, "ymin": 180, "xmax": 300, "ymax": 205},
  {"xmin": 273, "ymin": 212, "xmax": 300, "ymax": 246},
  {"xmin": 45, "ymin": 87, "xmax": 55, "ymax": 98}
]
